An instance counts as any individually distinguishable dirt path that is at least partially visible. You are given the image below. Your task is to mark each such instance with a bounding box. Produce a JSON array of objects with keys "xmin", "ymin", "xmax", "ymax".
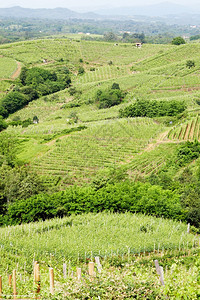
[
  {"xmin": 11, "ymin": 61, "xmax": 21, "ymax": 80},
  {"xmin": 143, "ymin": 130, "xmax": 170, "ymax": 153}
]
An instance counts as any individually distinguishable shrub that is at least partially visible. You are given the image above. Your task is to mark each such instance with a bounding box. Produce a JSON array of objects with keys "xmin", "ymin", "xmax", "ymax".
[
  {"xmin": 172, "ymin": 37, "xmax": 186, "ymax": 45},
  {"xmin": 78, "ymin": 66, "xmax": 85, "ymax": 75},
  {"xmin": 186, "ymin": 60, "xmax": 195, "ymax": 69},
  {"xmin": 119, "ymin": 99, "xmax": 186, "ymax": 118},
  {"xmin": 2, "ymin": 181, "xmax": 185, "ymax": 225},
  {"xmin": 96, "ymin": 84, "xmax": 124, "ymax": 109},
  {"xmin": 0, "ymin": 116, "xmax": 7, "ymax": 132}
]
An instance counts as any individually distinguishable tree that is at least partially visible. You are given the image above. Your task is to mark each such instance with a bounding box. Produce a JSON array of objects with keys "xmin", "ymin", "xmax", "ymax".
[
  {"xmin": 0, "ymin": 133, "xmax": 18, "ymax": 167},
  {"xmin": 0, "ymin": 165, "xmax": 45, "ymax": 204},
  {"xmin": 96, "ymin": 85, "xmax": 124, "ymax": 109},
  {"xmin": 104, "ymin": 32, "xmax": 118, "ymax": 42},
  {"xmin": 78, "ymin": 66, "xmax": 85, "ymax": 75},
  {"xmin": 0, "ymin": 116, "xmax": 7, "ymax": 132},
  {"xmin": 186, "ymin": 60, "xmax": 195, "ymax": 69},
  {"xmin": 111, "ymin": 82, "xmax": 120, "ymax": 90},
  {"xmin": 171, "ymin": 37, "xmax": 186, "ymax": 45},
  {"xmin": 33, "ymin": 116, "xmax": 39, "ymax": 124}
]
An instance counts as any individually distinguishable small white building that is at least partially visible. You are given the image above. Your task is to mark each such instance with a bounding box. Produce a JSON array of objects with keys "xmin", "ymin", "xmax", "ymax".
[{"xmin": 136, "ymin": 43, "xmax": 142, "ymax": 48}]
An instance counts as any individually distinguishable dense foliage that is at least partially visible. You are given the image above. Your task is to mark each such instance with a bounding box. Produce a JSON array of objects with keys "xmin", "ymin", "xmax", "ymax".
[
  {"xmin": 1, "ymin": 181, "xmax": 184, "ymax": 225},
  {"xmin": 171, "ymin": 36, "xmax": 186, "ymax": 45},
  {"xmin": 96, "ymin": 83, "xmax": 124, "ymax": 109},
  {"xmin": 0, "ymin": 67, "xmax": 71, "ymax": 118},
  {"xmin": 119, "ymin": 99, "xmax": 186, "ymax": 118},
  {"xmin": 0, "ymin": 116, "xmax": 7, "ymax": 132}
]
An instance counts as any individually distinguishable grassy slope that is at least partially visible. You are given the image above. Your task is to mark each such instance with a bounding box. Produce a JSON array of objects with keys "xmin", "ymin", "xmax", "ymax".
[
  {"xmin": 1, "ymin": 38, "xmax": 200, "ymax": 186},
  {"xmin": 0, "ymin": 213, "xmax": 199, "ymax": 298},
  {"xmin": 0, "ymin": 39, "xmax": 200, "ymax": 298}
]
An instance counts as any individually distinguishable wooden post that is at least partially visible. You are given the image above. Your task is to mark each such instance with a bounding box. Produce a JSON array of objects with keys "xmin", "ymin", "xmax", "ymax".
[
  {"xmin": 35, "ymin": 263, "xmax": 40, "ymax": 294},
  {"xmin": 8, "ymin": 274, "xmax": 12, "ymax": 288},
  {"xmin": 95, "ymin": 256, "xmax": 102, "ymax": 273},
  {"xmin": 63, "ymin": 263, "xmax": 67, "ymax": 279},
  {"xmin": 154, "ymin": 260, "xmax": 165, "ymax": 286},
  {"xmin": 89, "ymin": 262, "xmax": 95, "ymax": 280},
  {"xmin": 187, "ymin": 223, "xmax": 190, "ymax": 234},
  {"xmin": 13, "ymin": 269, "xmax": 17, "ymax": 300},
  {"xmin": 77, "ymin": 268, "xmax": 81, "ymax": 281},
  {"xmin": 33, "ymin": 261, "xmax": 38, "ymax": 283},
  {"xmin": 0, "ymin": 275, "xmax": 2, "ymax": 299},
  {"xmin": 49, "ymin": 268, "xmax": 54, "ymax": 295}
]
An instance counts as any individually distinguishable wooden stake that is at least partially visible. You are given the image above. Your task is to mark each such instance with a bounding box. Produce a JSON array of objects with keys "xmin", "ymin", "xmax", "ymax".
[
  {"xmin": 89, "ymin": 262, "xmax": 95, "ymax": 279},
  {"xmin": 63, "ymin": 263, "xmax": 67, "ymax": 279},
  {"xmin": 0, "ymin": 275, "xmax": 2, "ymax": 299},
  {"xmin": 49, "ymin": 268, "xmax": 54, "ymax": 295},
  {"xmin": 8, "ymin": 274, "xmax": 12, "ymax": 288},
  {"xmin": 77, "ymin": 268, "xmax": 81, "ymax": 281},
  {"xmin": 154, "ymin": 260, "xmax": 165, "ymax": 286},
  {"xmin": 35, "ymin": 263, "xmax": 40, "ymax": 294},
  {"xmin": 95, "ymin": 256, "xmax": 102, "ymax": 273},
  {"xmin": 187, "ymin": 223, "xmax": 190, "ymax": 234},
  {"xmin": 33, "ymin": 261, "xmax": 38, "ymax": 283},
  {"xmin": 13, "ymin": 269, "xmax": 17, "ymax": 300}
]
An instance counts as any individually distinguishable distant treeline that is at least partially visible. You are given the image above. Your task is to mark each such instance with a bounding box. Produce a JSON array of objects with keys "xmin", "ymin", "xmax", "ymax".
[{"xmin": 1, "ymin": 17, "xmax": 200, "ymax": 45}]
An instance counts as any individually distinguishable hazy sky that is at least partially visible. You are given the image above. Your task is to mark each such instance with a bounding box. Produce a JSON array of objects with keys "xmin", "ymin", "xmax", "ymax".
[{"xmin": 0, "ymin": 0, "xmax": 199, "ymax": 10}]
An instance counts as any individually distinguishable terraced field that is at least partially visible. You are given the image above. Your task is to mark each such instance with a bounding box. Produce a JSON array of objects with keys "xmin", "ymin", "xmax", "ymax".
[
  {"xmin": 2, "ymin": 38, "xmax": 200, "ymax": 185},
  {"xmin": 168, "ymin": 114, "xmax": 200, "ymax": 141},
  {"xmin": 13, "ymin": 118, "xmax": 164, "ymax": 185},
  {"xmin": 0, "ymin": 56, "xmax": 17, "ymax": 78}
]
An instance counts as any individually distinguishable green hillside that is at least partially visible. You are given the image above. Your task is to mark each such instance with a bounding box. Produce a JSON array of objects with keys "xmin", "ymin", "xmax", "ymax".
[
  {"xmin": 0, "ymin": 39, "xmax": 200, "ymax": 185},
  {"xmin": 0, "ymin": 213, "xmax": 199, "ymax": 299},
  {"xmin": 0, "ymin": 36, "xmax": 200, "ymax": 299}
]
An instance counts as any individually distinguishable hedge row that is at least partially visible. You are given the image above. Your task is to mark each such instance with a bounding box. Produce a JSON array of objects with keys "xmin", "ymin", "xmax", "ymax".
[{"xmin": 1, "ymin": 181, "xmax": 185, "ymax": 226}]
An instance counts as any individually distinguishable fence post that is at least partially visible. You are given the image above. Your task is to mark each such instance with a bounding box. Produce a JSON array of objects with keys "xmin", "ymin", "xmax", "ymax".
[
  {"xmin": 89, "ymin": 262, "xmax": 95, "ymax": 281},
  {"xmin": 8, "ymin": 274, "xmax": 12, "ymax": 288},
  {"xmin": 49, "ymin": 268, "xmax": 54, "ymax": 295},
  {"xmin": 77, "ymin": 268, "xmax": 81, "ymax": 281},
  {"xmin": 33, "ymin": 261, "xmax": 38, "ymax": 283},
  {"xmin": 154, "ymin": 260, "xmax": 165, "ymax": 286},
  {"xmin": 35, "ymin": 263, "xmax": 40, "ymax": 294},
  {"xmin": 95, "ymin": 257, "xmax": 102, "ymax": 273},
  {"xmin": 187, "ymin": 223, "xmax": 190, "ymax": 234},
  {"xmin": 63, "ymin": 263, "xmax": 67, "ymax": 279},
  {"xmin": 13, "ymin": 269, "xmax": 17, "ymax": 300}
]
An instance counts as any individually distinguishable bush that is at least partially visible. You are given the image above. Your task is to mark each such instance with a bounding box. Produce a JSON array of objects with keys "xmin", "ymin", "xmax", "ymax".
[
  {"xmin": 176, "ymin": 141, "xmax": 200, "ymax": 166},
  {"xmin": 0, "ymin": 92, "xmax": 28, "ymax": 117},
  {"xmin": 119, "ymin": 99, "xmax": 186, "ymax": 118},
  {"xmin": 186, "ymin": 60, "xmax": 195, "ymax": 69},
  {"xmin": 2, "ymin": 181, "xmax": 185, "ymax": 225},
  {"xmin": 0, "ymin": 116, "xmax": 7, "ymax": 132},
  {"xmin": 96, "ymin": 84, "xmax": 124, "ymax": 109},
  {"xmin": 78, "ymin": 66, "xmax": 85, "ymax": 75},
  {"xmin": 172, "ymin": 37, "xmax": 186, "ymax": 45}
]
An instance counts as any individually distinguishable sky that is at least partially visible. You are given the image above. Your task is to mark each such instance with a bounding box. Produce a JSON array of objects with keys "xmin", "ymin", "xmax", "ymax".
[{"xmin": 0, "ymin": 0, "xmax": 199, "ymax": 10}]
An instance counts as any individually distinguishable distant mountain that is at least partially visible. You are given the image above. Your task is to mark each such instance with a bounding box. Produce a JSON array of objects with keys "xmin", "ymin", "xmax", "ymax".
[
  {"xmin": 0, "ymin": 6, "xmax": 100, "ymax": 20},
  {"xmin": 95, "ymin": 2, "xmax": 198, "ymax": 17}
]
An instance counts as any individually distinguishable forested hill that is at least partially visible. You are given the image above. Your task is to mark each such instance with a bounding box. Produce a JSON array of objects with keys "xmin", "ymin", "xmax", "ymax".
[{"xmin": 0, "ymin": 6, "xmax": 99, "ymax": 20}]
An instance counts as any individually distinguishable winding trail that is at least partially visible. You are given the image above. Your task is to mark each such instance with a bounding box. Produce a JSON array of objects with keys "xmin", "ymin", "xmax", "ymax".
[{"xmin": 11, "ymin": 61, "xmax": 21, "ymax": 80}]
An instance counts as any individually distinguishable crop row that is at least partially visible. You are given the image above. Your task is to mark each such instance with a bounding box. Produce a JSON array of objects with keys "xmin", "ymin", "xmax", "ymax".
[{"xmin": 168, "ymin": 115, "xmax": 200, "ymax": 141}]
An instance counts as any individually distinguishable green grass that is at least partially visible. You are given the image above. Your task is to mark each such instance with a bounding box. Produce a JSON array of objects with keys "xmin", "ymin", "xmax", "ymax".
[
  {"xmin": 15, "ymin": 118, "xmax": 164, "ymax": 185},
  {"xmin": 0, "ymin": 213, "xmax": 198, "ymax": 298},
  {"xmin": 0, "ymin": 212, "xmax": 195, "ymax": 270},
  {"xmin": 0, "ymin": 56, "xmax": 17, "ymax": 78}
]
